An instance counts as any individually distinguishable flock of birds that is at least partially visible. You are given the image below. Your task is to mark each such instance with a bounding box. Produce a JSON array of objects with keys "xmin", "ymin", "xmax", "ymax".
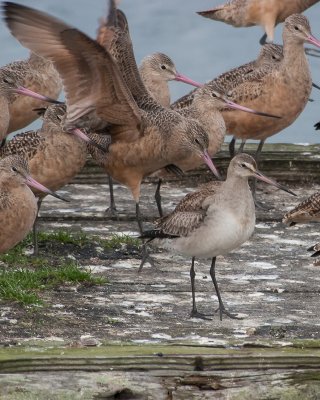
[{"xmin": 1, "ymin": 0, "xmax": 320, "ymax": 320}]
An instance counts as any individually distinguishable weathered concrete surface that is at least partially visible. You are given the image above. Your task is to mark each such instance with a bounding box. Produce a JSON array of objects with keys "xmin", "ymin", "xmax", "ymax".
[{"xmin": 1, "ymin": 145, "xmax": 320, "ymax": 399}]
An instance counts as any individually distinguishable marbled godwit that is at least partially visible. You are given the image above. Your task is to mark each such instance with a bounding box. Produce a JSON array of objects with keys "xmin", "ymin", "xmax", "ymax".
[
  {"xmin": 283, "ymin": 191, "xmax": 320, "ymax": 226},
  {"xmin": 141, "ymin": 154, "xmax": 296, "ymax": 319},
  {"xmin": 138, "ymin": 53, "xmax": 202, "ymax": 108},
  {"xmin": 96, "ymin": 4, "xmax": 202, "ymax": 108},
  {"xmin": 154, "ymin": 86, "xmax": 281, "ymax": 216},
  {"xmin": 0, "ymin": 104, "xmax": 102, "ymax": 254},
  {"xmin": 0, "ymin": 155, "xmax": 67, "ymax": 254},
  {"xmin": 283, "ymin": 191, "xmax": 320, "ymax": 258},
  {"xmin": 174, "ymin": 15, "xmax": 320, "ymax": 165},
  {"xmin": 197, "ymin": 0, "xmax": 320, "ymax": 45},
  {"xmin": 0, "ymin": 72, "xmax": 62, "ymax": 141},
  {"xmin": 2, "ymin": 3, "xmax": 220, "ymax": 251},
  {"xmin": 102, "ymin": 49, "xmax": 202, "ymax": 213},
  {"xmin": 2, "ymin": 52, "xmax": 62, "ymax": 134}
]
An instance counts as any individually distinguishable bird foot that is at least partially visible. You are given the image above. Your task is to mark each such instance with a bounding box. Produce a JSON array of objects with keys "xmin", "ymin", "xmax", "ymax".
[
  {"xmin": 138, "ymin": 245, "xmax": 158, "ymax": 272},
  {"xmin": 215, "ymin": 306, "xmax": 243, "ymax": 321},
  {"xmin": 254, "ymin": 198, "xmax": 273, "ymax": 211},
  {"xmin": 189, "ymin": 309, "xmax": 212, "ymax": 320},
  {"xmin": 105, "ymin": 205, "xmax": 119, "ymax": 219}
]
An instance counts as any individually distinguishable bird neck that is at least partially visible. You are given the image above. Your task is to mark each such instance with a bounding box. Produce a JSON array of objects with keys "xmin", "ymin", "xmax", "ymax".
[{"xmin": 224, "ymin": 173, "xmax": 250, "ymax": 195}]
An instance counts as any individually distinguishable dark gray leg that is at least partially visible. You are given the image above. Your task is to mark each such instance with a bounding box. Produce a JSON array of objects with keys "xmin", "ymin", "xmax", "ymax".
[
  {"xmin": 32, "ymin": 198, "xmax": 43, "ymax": 256},
  {"xmin": 238, "ymin": 139, "xmax": 246, "ymax": 153},
  {"xmin": 137, "ymin": 202, "xmax": 157, "ymax": 272},
  {"xmin": 251, "ymin": 140, "xmax": 272, "ymax": 210},
  {"xmin": 209, "ymin": 257, "xmax": 242, "ymax": 320},
  {"xmin": 189, "ymin": 257, "xmax": 211, "ymax": 319},
  {"xmin": 229, "ymin": 136, "xmax": 236, "ymax": 158},
  {"xmin": 155, "ymin": 179, "xmax": 163, "ymax": 218},
  {"xmin": 105, "ymin": 175, "xmax": 118, "ymax": 217},
  {"xmin": 259, "ymin": 33, "xmax": 267, "ymax": 45}
]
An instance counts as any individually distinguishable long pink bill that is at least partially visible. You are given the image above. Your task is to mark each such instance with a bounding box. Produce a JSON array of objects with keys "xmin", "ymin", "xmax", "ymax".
[
  {"xmin": 224, "ymin": 98, "xmax": 281, "ymax": 119},
  {"xmin": 174, "ymin": 72, "xmax": 203, "ymax": 88},
  {"xmin": 14, "ymin": 86, "xmax": 63, "ymax": 104},
  {"xmin": 72, "ymin": 128, "xmax": 107, "ymax": 153},
  {"xmin": 253, "ymin": 170, "xmax": 296, "ymax": 196},
  {"xmin": 26, "ymin": 176, "xmax": 69, "ymax": 202},
  {"xmin": 307, "ymin": 34, "xmax": 320, "ymax": 48},
  {"xmin": 202, "ymin": 150, "xmax": 222, "ymax": 180}
]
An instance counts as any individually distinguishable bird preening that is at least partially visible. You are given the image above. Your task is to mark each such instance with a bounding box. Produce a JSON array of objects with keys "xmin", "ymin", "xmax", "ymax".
[{"xmin": 0, "ymin": 0, "xmax": 319, "ymax": 326}]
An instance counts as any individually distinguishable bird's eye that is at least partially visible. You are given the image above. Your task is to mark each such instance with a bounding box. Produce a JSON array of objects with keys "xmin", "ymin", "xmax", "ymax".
[
  {"xmin": 11, "ymin": 166, "xmax": 18, "ymax": 172},
  {"xmin": 294, "ymin": 26, "xmax": 299, "ymax": 31},
  {"xmin": 211, "ymin": 92, "xmax": 217, "ymax": 98},
  {"xmin": 195, "ymin": 138, "xmax": 200, "ymax": 145},
  {"xmin": 161, "ymin": 65, "xmax": 166, "ymax": 70},
  {"xmin": 3, "ymin": 78, "xmax": 10, "ymax": 84},
  {"xmin": 240, "ymin": 163, "xmax": 246, "ymax": 168}
]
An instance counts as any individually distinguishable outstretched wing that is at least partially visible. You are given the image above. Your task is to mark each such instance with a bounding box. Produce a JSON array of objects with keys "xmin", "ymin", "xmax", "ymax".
[{"xmin": 3, "ymin": 2, "xmax": 141, "ymax": 131}]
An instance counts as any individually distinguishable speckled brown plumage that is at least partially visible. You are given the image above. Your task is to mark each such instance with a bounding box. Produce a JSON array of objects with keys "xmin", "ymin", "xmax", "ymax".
[
  {"xmin": 2, "ymin": 52, "xmax": 62, "ymax": 133},
  {"xmin": 174, "ymin": 15, "xmax": 316, "ymax": 143},
  {"xmin": 172, "ymin": 43, "xmax": 283, "ymax": 110},
  {"xmin": 0, "ymin": 104, "xmax": 88, "ymax": 198},
  {"xmin": 156, "ymin": 181, "xmax": 221, "ymax": 237},
  {"xmin": 197, "ymin": 0, "xmax": 319, "ymax": 43},
  {"xmin": 3, "ymin": 2, "xmax": 215, "ymax": 212},
  {"xmin": 283, "ymin": 192, "xmax": 320, "ymax": 225},
  {"xmin": 139, "ymin": 53, "xmax": 183, "ymax": 107},
  {"xmin": 0, "ymin": 155, "xmax": 37, "ymax": 253}
]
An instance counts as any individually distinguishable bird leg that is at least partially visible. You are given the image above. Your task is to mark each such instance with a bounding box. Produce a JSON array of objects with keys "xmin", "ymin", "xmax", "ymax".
[
  {"xmin": 209, "ymin": 257, "xmax": 242, "ymax": 320},
  {"xmin": 137, "ymin": 202, "xmax": 157, "ymax": 272},
  {"xmin": 238, "ymin": 139, "xmax": 246, "ymax": 154},
  {"xmin": 228, "ymin": 136, "xmax": 236, "ymax": 158},
  {"xmin": 154, "ymin": 178, "xmax": 163, "ymax": 218},
  {"xmin": 189, "ymin": 257, "xmax": 212, "ymax": 320},
  {"xmin": 32, "ymin": 198, "xmax": 43, "ymax": 256},
  {"xmin": 251, "ymin": 140, "xmax": 272, "ymax": 210},
  {"xmin": 259, "ymin": 33, "xmax": 267, "ymax": 46},
  {"xmin": 105, "ymin": 175, "xmax": 119, "ymax": 218}
]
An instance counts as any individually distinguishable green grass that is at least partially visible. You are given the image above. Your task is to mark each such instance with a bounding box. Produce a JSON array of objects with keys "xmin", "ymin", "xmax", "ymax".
[
  {"xmin": 34, "ymin": 230, "xmax": 140, "ymax": 249},
  {"xmin": 0, "ymin": 229, "xmax": 138, "ymax": 306},
  {"xmin": 0, "ymin": 261, "xmax": 105, "ymax": 306},
  {"xmin": 37, "ymin": 230, "xmax": 90, "ymax": 246},
  {"xmin": 101, "ymin": 234, "xmax": 140, "ymax": 249}
]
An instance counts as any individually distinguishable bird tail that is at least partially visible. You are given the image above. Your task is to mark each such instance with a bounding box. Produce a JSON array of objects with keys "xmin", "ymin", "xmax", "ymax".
[{"xmin": 139, "ymin": 230, "xmax": 178, "ymax": 241}]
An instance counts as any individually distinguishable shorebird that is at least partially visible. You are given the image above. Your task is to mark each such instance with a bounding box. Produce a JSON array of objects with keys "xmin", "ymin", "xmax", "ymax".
[
  {"xmin": 0, "ymin": 104, "xmax": 103, "ymax": 255},
  {"xmin": 2, "ymin": 52, "xmax": 62, "ymax": 134},
  {"xmin": 153, "ymin": 86, "xmax": 281, "ymax": 216},
  {"xmin": 173, "ymin": 15, "xmax": 320, "ymax": 164},
  {"xmin": 96, "ymin": 6, "xmax": 202, "ymax": 107},
  {"xmin": 0, "ymin": 155, "xmax": 66, "ymax": 254},
  {"xmin": 283, "ymin": 191, "xmax": 320, "ymax": 259},
  {"xmin": 2, "ymin": 2, "xmax": 222, "ymax": 240},
  {"xmin": 0, "ymin": 69, "xmax": 62, "ymax": 141},
  {"xmin": 138, "ymin": 53, "xmax": 202, "ymax": 108},
  {"xmin": 106, "ymin": 51, "xmax": 203, "ymax": 214},
  {"xmin": 283, "ymin": 191, "xmax": 320, "ymax": 226},
  {"xmin": 141, "ymin": 153, "xmax": 296, "ymax": 320},
  {"xmin": 197, "ymin": 0, "xmax": 320, "ymax": 45}
]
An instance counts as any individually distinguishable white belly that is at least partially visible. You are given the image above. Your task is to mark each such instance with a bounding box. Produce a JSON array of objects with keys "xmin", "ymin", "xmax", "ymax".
[{"xmin": 164, "ymin": 210, "xmax": 256, "ymax": 259}]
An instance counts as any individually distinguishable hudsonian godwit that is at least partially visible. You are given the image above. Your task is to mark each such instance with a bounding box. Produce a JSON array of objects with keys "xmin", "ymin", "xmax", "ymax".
[{"xmin": 141, "ymin": 154, "xmax": 296, "ymax": 320}]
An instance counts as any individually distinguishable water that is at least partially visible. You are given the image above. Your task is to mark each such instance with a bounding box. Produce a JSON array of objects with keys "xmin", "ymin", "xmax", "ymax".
[{"xmin": 1, "ymin": 0, "xmax": 320, "ymax": 143}]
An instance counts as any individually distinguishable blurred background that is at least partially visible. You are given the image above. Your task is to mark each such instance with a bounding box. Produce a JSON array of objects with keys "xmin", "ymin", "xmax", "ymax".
[{"xmin": 1, "ymin": 0, "xmax": 320, "ymax": 143}]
